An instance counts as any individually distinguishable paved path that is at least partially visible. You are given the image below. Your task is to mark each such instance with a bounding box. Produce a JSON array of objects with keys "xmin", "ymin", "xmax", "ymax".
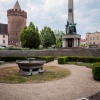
[{"xmin": 0, "ymin": 61, "xmax": 100, "ymax": 100}]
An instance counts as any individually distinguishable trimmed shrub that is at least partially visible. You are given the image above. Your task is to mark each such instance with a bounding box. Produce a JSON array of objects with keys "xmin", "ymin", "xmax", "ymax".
[
  {"xmin": 34, "ymin": 56, "xmax": 54, "ymax": 63},
  {"xmin": 59, "ymin": 56, "xmax": 100, "ymax": 63},
  {"xmin": 0, "ymin": 56, "xmax": 26, "ymax": 62},
  {"xmin": 0, "ymin": 56, "xmax": 54, "ymax": 63},
  {"xmin": 66, "ymin": 56, "xmax": 79, "ymax": 62},
  {"xmin": 58, "ymin": 57, "xmax": 66, "ymax": 64},
  {"xmin": 41, "ymin": 56, "xmax": 54, "ymax": 63},
  {"xmin": 92, "ymin": 63, "xmax": 100, "ymax": 81},
  {"xmin": 58, "ymin": 56, "xmax": 100, "ymax": 64}
]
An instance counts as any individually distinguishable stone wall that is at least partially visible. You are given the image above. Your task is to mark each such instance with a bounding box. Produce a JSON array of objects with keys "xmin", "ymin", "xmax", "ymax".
[{"xmin": 0, "ymin": 48, "xmax": 98, "ymax": 59}]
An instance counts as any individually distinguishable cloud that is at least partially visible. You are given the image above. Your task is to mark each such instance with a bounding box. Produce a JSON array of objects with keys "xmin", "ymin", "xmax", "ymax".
[{"xmin": 0, "ymin": 0, "xmax": 100, "ymax": 38}]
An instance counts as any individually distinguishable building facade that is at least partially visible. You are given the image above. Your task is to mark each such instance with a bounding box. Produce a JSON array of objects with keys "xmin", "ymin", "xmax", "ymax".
[
  {"xmin": 0, "ymin": 23, "xmax": 8, "ymax": 46},
  {"xmin": 86, "ymin": 32, "xmax": 100, "ymax": 48}
]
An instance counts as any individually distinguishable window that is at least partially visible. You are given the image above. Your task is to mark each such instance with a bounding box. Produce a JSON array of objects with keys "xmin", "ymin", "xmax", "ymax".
[
  {"xmin": 97, "ymin": 37, "xmax": 99, "ymax": 40},
  {"xmin": 90, "ymin": 37, "xmax": 92, "ymax": 40},
  {"xmin": 93, "ymin": 37, "xmax": 95, "ymax": 40},
  {"xmin": 3, "ymin": 40, "xmax": 5, "ymax": 44},
  {"xmin": 93, "ymin": 42, "xmax": 95, "ymax": 44},
  {"xmin": 3, "ymin": 35, "xmax": 5, "ymax": 38}
]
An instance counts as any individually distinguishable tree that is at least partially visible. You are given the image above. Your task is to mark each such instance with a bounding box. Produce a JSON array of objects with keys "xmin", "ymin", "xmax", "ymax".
[
  {"xmin": 40, "ymin": 26, "xmax": 56, "ymax": 48},
  {"xmin": 54, "ymin": 30, "xmax": 65, "ymax": 48},
  {"xmin": 20, "ymin": 22, "xmax": 41, "ymax": 49}
]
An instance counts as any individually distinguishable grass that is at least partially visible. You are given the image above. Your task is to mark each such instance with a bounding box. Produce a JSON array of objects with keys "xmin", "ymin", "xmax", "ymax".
[
  {"xmin": 0, "ymin": 66, "xmax": 70, "ymax": 83},
  {"xmin": 67, "ymin": 62, "xmax": 93, "ymax": 68}
]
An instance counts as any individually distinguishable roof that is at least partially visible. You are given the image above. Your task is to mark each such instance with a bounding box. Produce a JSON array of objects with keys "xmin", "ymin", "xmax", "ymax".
[
  {"xmin": 13, "ymin": 0, "xmax": 21, "ymax": 10},
  {"xmin": 0, "ymin": 23, "xmax": 8, "ymax": 34},
  {"xmin": 80, "ymin": 39, "xmax": 85, "ymax": 42}
]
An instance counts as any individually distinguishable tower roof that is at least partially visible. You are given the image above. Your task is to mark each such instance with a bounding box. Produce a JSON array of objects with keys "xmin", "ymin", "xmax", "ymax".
[{"xmin": 13, "ymin": 0, "xmax": 21, "ymax": 10}]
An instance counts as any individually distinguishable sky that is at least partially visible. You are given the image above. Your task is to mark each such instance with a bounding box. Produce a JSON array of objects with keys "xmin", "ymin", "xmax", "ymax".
[{"xmin": 0, "ymin": 0, "xmax": 100, "ymax": 39}]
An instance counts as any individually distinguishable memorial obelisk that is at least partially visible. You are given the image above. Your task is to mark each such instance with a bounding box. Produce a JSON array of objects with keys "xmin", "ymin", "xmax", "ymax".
[
  {"xmin": 68, "ymin": 0, "xmax": 74, "ymax": 25},
  {"xmin": 62, "ymin": 0, "xmax": 81, "ymax": 48}
]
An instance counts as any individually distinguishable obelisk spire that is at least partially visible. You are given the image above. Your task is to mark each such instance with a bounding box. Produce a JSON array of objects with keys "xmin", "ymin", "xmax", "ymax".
[
  {"xmin": 65, "ymin": 0, "xmax": 76, "ymax": 34},
  {"xmin": 68, "ymin": 0, "xmax": 74, "ymax": 24}
]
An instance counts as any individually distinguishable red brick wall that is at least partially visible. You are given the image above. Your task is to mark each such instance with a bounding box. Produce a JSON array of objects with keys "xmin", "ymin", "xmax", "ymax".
[{"xmin": 7, "ymin": 9, "xmax": 27, "ymax": 46}]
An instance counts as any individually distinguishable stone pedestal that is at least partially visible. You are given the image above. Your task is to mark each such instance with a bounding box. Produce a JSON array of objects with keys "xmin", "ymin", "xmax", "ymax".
[{"xmin": 62, "ymin": 34, "xmax": 81, "ymax": 48}]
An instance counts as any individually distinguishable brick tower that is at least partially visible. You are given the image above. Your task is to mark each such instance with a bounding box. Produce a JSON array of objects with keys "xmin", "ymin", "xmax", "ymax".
[{"xmin": 7, "ymin": 0, "xmax": 27, "ymax": 46}]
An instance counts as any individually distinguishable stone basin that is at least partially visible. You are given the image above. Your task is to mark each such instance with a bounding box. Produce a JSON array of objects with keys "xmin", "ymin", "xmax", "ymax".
[{"xmin": 16, "ymin": 60, "xmax": 46, "ymax": 76}]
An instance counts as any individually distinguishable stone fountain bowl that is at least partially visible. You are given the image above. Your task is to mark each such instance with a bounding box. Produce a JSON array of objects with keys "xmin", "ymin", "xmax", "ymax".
[{"xmin": 16, "ymin": 60, "xmax": 46, "ymax": 76}]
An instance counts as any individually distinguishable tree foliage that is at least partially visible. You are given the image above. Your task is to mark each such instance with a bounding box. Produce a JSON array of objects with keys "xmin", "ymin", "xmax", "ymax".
[
  {"xmin": 40, "ymin": 26, "xmax": 56, "ymax": 48},
  {"xmin": 54, "ymin": 30, "xmax": 65, "ymax": 48},
  {"xmin": 20, "ymin": 22, "xmax": 41, "ymax": 49}
]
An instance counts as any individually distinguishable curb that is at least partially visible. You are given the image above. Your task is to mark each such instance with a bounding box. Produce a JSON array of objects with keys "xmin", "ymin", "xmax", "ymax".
[{"xmin": 76, "ymin": 98, "xmax": 89, "ymax": 100}]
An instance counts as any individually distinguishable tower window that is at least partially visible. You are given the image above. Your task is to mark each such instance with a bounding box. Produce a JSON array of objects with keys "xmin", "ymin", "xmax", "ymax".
[
  {"xmin": 3, "ymin": 40, "xmax": 5, "ymax": 44},
  {"xmin": 3, "ymin": 35, "xmax": 5, "ymax": 38}
]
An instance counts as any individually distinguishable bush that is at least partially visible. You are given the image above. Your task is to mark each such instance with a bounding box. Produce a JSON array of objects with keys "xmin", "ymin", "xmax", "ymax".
[
  {"xmin": 0, "ymin": 56, "xmax": 26, "ymax": 62},
  {"xmin": 58, "ymin": 57, "xmax": 66, "ymax": 64},
  {"xmin": 58, "ymin": 56, "xmax": 100, "ymax": 63},
  {"xmin": 0, "ymin": 56, "xmax": 54, "ymax": 63},
  {"xmin": 34, "ymin": 56, "xmax": 54, "ymax": 63},
  {"xmin": 92, "ymin": 63, "xmax": 100, "ymax": 81},
  {"xmin": 66, "ymin": 56, "xmax": 79, "ymax": 62},
  {"xmin": 6, "ymin": 47, "xmax": 29, "ymax": 50}
]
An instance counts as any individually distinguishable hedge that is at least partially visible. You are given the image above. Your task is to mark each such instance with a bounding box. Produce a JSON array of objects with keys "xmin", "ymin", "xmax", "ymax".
[
  {"xmin": 0, "ymin": 56, "xmax": 54, "ymax": 63},
  {"xmin": 58, "ymin": 56, "xmax": 67, "ymax": 64},
  {"xmin": 66, "ymin": 56, "xmax": 79, "ymax": 62},
  {"xmin": 92, "ymin": 63, "xmax": 100, "ymax": 81},
  {"xmin": 34, "ymin": 56, "xmax": 54, "ymax": 63},
  {"xmin": 0, "ymin": 56, "xmax": 26, "ymax": 62},
  {"xmin": 58, "ymin": 56, "xmax": 100, "ymax": 63}
]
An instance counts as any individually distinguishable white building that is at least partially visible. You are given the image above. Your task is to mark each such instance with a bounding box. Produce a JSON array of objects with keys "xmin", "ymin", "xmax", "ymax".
[
  {"xmin": 0, "ymin": 23, "xmax": 8, "ymax": 46},
  {"xmin": 85, "ymin": 32, "xmax": 100, "ymax": 48}
]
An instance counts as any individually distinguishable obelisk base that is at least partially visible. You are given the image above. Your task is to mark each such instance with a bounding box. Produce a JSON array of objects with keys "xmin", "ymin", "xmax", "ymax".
[{"xmin": 62, "ymin": 34, "xmax": 81, "ymax": 48}]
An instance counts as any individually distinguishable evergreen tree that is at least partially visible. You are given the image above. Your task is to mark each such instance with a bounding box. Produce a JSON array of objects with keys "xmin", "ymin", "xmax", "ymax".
[
  {"xmin": 20, "ymin": 22, "xmax": 41, "ymax": 49},
  {"xmin": 40, "ymin": 26, "xmax": 56, "ymax": 48}
]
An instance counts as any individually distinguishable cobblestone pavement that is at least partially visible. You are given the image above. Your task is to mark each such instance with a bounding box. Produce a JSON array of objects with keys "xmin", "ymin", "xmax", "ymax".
[{"xmin": 0, "ymin": 61, "xmax": 100, "ymax": 100}]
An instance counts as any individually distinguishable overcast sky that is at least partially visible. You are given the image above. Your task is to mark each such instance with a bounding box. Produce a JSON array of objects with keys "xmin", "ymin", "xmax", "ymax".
[{"xmin": 0, "ymin": 0, "xmax": 100, "ymax": 38}]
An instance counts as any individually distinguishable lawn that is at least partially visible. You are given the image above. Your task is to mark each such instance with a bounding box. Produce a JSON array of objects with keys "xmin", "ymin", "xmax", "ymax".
[{"xmin": 0, "ymin": 65, "xmax": 70, "ymax": 83}]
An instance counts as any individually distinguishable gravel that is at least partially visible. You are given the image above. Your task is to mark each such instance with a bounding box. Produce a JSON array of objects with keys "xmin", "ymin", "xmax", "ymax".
[{"xmin": 0, "ymin": 60, "xmax": 100, "ymax": 100}]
